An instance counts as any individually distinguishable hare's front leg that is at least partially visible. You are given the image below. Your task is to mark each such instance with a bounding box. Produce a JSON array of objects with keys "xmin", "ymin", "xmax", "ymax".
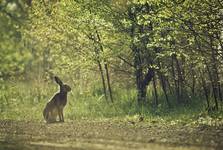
[
  {"xmin": 57, "ymin": 107, "xmax": 64, "ymax": 122},
  {"xmin": 61, "ymin": 108, "xmax": 64, "ymax": 122}
]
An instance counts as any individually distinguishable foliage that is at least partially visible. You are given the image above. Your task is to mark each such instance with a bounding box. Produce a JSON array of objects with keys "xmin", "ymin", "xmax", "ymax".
[{"xmin": 0, "ymin": 0, "xmax": 31, "ymax": 78}]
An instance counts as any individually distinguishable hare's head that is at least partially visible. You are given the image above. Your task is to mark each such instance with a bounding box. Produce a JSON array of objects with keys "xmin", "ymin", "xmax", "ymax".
[{"xmin": 54, "ymin": 76, "xmax": 71, "ymax": 93}]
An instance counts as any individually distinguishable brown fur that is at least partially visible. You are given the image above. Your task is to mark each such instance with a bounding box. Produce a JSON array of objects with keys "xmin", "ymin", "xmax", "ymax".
[{"xmin": 43, "ymin": 76, "xmax": 71, "ymax": 123}]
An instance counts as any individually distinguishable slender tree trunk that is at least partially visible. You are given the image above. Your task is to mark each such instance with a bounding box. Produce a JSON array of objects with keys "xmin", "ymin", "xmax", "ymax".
[
  {"xmin": 157, "ymin": 60, "xmax": 170, "ymax": 107},
  {"xmin": 87, "ymin": 33, "xmax": 108, "ymax": 102},
  {"xmin": 159, "ymin": 75, "xmax": 170, "ymax": 107},
  {"xmin": 96, "ymin": 30, "xmax": 114, "ymax": 103},
  {"xmin": 166, "ymin": 77, "xmax": 173, "ymax": 95},
  {"xmin": 191, "ymin": 64, "xmax": 196, "ymax": 96},
  {"xmin": 206, "ymin": 62, "xmax": 218, "ymax": 110},
  {"xmin": 104, "ymin": 63, "xmax": 113, "ymax": 103},
  {"xmin": 172, "ymin": 55, "xmax": 180, "ymax": 104},
  {"xmin": 135, "ymin": 52, "xmax": 144, "ymax": 106},
  {"xmin": 201, "ymin": 75, "xmax": 210, "ymax": 108},
  {"xmin": 210, "ymin": 36, "xmax": 222, "ymax": 102},
  {"xmin": 152, "ymin": 75, "xmax": 158, "ymax": 107},
  {"xmin": 137, "ymin": 84, "xmax": 147, "ymax": 107},
  {"xmin": 175, "ymin": 55, "xmax": 184, "ymax": 101},
  {"xmin": 97, "ymin": 60, "xmax": 108, "ymax": 102}
]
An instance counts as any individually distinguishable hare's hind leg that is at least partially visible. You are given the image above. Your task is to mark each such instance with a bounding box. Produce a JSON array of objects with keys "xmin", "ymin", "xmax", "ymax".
[
  {"xmin": 43, "ymin": 108, "xmax": 47, "ymax": 121},
  {"xmin": 43, "ymin": 106, "xmax": 50, "ymax": 123},
  {"xmin": 48, "ymin": 111, "xmax": 57, "ymax": 123},
  {"xmin": 45, "ymin": 108, "xmax": 57, "ymax": 123},
  {"xmin": 44, "ymin": 112, "xmax": 52, "ymax": 124}
]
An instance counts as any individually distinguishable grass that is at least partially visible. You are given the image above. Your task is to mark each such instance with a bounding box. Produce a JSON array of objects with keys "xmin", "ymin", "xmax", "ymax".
[{"xmin": 0, "ymin": 79, "xmax": 222, "ymax": 126}]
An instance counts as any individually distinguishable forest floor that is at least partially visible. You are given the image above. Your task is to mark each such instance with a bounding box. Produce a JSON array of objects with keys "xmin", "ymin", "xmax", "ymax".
[{"xmin": 0, "ymin": 119, "xmax": 223, "ymax": 150}]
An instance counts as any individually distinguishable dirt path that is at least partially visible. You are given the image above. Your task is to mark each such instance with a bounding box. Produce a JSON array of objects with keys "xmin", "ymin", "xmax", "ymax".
[{"xmin": 0, "ymin": 120, "xmax": 223, "ymax": 150}]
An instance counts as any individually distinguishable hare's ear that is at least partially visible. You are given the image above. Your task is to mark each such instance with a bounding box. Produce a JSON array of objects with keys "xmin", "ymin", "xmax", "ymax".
[{"xmin": 54, "ymin": 76, "xmax": 63, "ymax": 86}]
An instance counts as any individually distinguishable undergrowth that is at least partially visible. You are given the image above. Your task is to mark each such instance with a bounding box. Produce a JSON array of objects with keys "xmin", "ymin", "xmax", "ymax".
[{"xmin": 0, "ymin": 79, "xmax": 222, "ymax": 126}]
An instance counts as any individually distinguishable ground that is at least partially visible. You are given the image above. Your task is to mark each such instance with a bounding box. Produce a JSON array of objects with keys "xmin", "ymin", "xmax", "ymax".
[{"xmin": 0, "ymin": 119, "xmax": 223, "ymax": 150}]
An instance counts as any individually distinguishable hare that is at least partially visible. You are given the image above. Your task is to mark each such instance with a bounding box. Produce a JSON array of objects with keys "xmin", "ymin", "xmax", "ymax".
[{"xmin": 43, "ymin": 76, "xmax": 71, "ymax": 123}]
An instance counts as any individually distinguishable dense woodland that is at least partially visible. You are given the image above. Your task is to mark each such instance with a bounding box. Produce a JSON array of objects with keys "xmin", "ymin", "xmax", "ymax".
[{"xmin": 0, "ymin": 0, "xmax": 223, "ymax": 118}]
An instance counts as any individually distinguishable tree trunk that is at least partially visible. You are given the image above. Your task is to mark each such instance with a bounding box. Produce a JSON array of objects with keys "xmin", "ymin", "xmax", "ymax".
[
  {"xmin": 210, "ymin": 36, "xmax": 222, "ymax": 102},
  {"xmin": 206, "ymin": 62, "xmax": 218, "ymax": 110},
  {"xmin": 95, "ymin": 30, "xmax": 114, "ymax": 103},
  {"xmin": 166, "ymin": 77, "xmax": 173, "ymax": 95},
  {"xmin": 171, "ymin": 55, "xmax": 180, "ymax": 104},
  {"xmin": 201, "ymin": 74, "xmax": 210, "ymax": 108},
  {"xmin": 128, "ymin": 8, "xmax": 154, "ymax": 108},
  {"xmin": 191, "ymin": 63, "xmax": 196, "ymax": 96},
  {"xmin": 135, "ymin": 53, "xmax": 144, "ymax": 106},
  {"xmin": 104, "ymin": 63, "xmax": 113, "ymax": 103},
  {"xmin": 157, "ymin": 60, "xmax": 170, "ymax": 107},
  {"xmin": 152, "ymin": 75, "xmax": 158, "ymax": 107},
  {"xmin": 175, "ymin": 55, "xmax": 184, "ymax": 101},
  {"xmin": 137, "ymin": 84, "xmax": 147, "ymax": 108},
  {"xmin": 97, "ymin": 60, "xmax": 108, "ymax": 102}
]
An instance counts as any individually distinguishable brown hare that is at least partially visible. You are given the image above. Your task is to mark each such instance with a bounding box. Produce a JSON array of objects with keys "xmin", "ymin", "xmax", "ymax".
[{"xmin": 43, "ymin": 76, "xmax": 71, "ymax": 123}]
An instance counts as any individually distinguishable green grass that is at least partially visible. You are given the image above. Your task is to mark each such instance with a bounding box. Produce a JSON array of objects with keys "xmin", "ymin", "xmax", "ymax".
[{"xmin": 0, "ymin": 79, "xmax": 222, "ymax": 126}]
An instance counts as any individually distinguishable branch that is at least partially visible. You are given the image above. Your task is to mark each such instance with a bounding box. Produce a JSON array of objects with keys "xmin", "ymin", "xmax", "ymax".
[{"xmin": 117, "ymin": 56, "xmax": 134, "ymax": 67}]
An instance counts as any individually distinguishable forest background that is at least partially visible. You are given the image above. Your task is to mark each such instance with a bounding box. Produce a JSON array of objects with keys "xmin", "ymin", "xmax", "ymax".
[{"xmin": 0, "ymin": 0, "xmax": 223, "ymax": 124}]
